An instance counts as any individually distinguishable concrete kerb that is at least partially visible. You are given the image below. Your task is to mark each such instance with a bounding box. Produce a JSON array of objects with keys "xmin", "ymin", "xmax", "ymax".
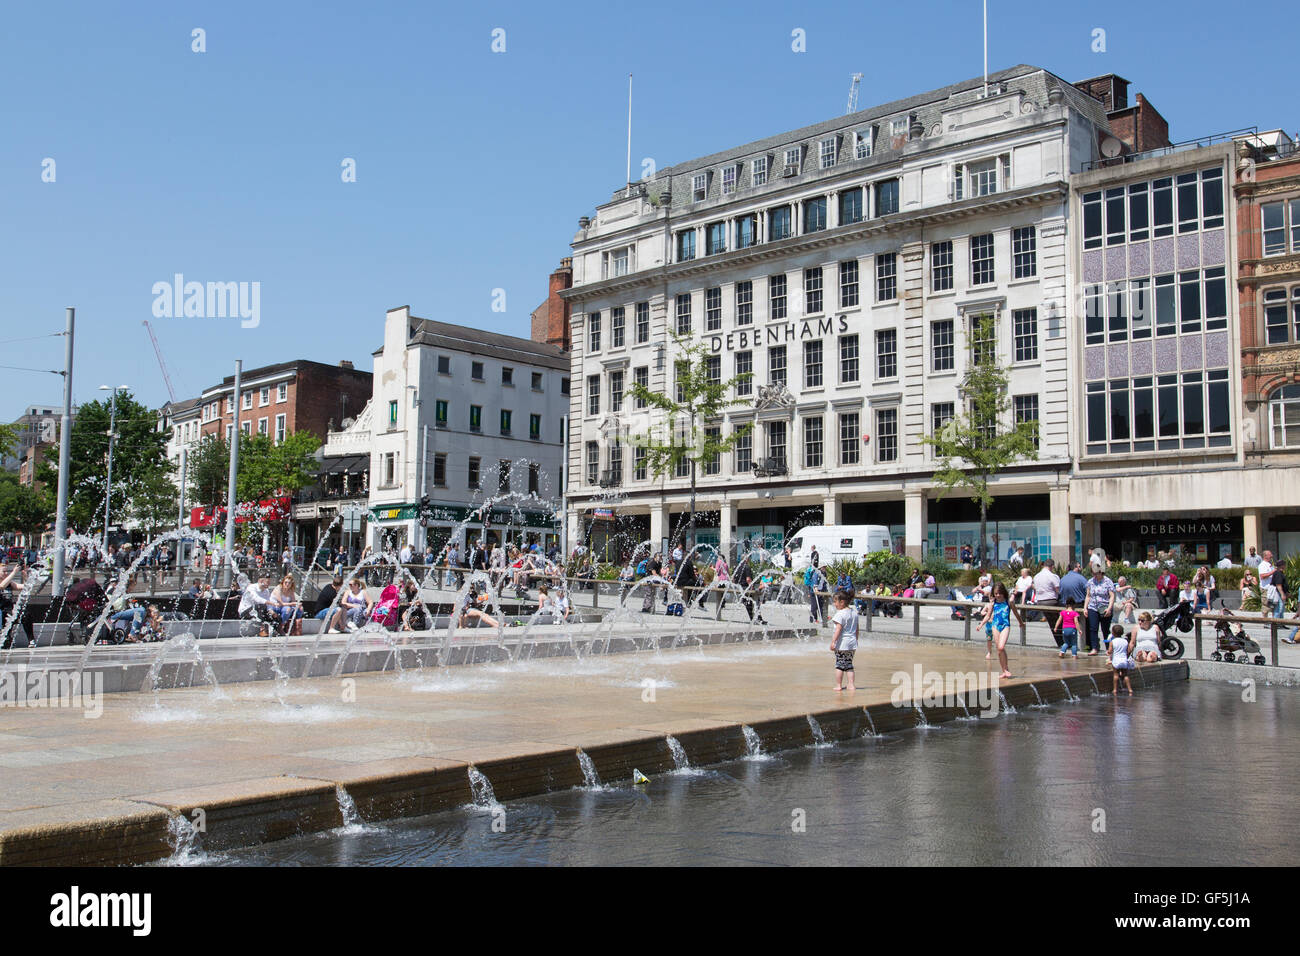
[{"xmin": 0, "ymin": 659, "xmax": 1190, "ymax": 866}]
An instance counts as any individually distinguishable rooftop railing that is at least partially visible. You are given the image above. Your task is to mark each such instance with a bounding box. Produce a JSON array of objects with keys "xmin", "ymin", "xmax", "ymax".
[{"xmin": 1082, "ymin": 127, "xmax": 1257, "ymax": 172}]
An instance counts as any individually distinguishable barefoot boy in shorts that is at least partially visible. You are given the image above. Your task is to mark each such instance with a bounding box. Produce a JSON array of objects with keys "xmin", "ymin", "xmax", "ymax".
[{"xmin": 830, "ymin": 589, "xmax": 858, "ymax": 692}]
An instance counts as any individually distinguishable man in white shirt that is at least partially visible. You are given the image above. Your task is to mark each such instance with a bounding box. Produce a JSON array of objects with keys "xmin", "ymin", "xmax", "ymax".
[
  {"xmin": 238, "ymin": 574, "xmax": 276, "ymax": 634},
  {"xmin": 1008, "ymin": 546, "xmax": 1025, "ymax": 568},
  {"xmin": 1089, "ymin": 548, "xmax": 1106, "ymax": 573},
  {"xmin": 400, "ymin": 543, "xmax": 413, "ymax": 565},
  {"xmin": 1032, "ymin": 558, "xmax": 1063, "ymax": 644}
]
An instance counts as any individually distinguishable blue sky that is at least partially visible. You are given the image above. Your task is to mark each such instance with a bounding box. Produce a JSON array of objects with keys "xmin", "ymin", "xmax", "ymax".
[{"xmin": 1, "ymin": 0, "xmax": 1295, "ymax": 421}]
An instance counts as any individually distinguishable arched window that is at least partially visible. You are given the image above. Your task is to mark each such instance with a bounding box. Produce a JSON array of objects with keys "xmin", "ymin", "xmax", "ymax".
[{"xmin": 1270, "ymin": 384, "xmax": 1300, "ymax": 449}]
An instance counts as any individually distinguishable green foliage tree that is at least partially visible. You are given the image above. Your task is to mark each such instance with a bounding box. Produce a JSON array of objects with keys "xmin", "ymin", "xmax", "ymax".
[
  {"xmin": 921, "ymin": 314, "xmax": 1039, "ymax": 569},
  {"xmin": 0, "ymin": 477, "xmax": 53, "ymax": 541},
  {"xmin": 0, "ymin": 423, "xmax": 18, "ymax": 462},
  {"xmin": 235, "ymin": 431, "xmax": 320, "ymax": 502},
  {"xmin": 188, "ymin": 433, "xmax": 231, "ymax": 508},
  {"xmin": 626, "ymin": 333, "xmax": 752, "ymax": 553},
  {"xmin": 129, "ymin": 467, "xmax": 179, "ymax": 540},
  {"xmin": 35, "ymin": 392, "xmax": 167, "ymax": 535}
]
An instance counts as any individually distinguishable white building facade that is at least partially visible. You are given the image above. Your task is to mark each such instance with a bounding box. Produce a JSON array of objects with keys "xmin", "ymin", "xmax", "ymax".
[
  {"xmin": 564, "ymin": 65, "xmax": 1112, "ymax": 564},
  {"xmin": 368, "ymin": 306, "xmax": 570, "ymax": 554}
]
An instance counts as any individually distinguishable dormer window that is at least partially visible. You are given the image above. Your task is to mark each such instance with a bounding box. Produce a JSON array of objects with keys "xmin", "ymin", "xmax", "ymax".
[
  {"xmin": 721, "ymin": 164, "xmax": 739, "ymax": 195},
  {"xmin": 890, "ymin": 117, "xmax": 908, "ymax": 138},
  {"xmin": 783, "ymin": 147, "xmax": 801, "ymax": 176},
  {"xmin": 819, "ymin": 137, "xmax": 837, "ymax": 169},
  {"xmin": 752, "ymin": 156, "xmax": 769, "ymax": 186},
  {"xmin": 692, "ymin": 173, "xmax": 707, "ymax": 202},
  {"xmin": 854, "ymin": 127, "xmax": 874, "ymax": 159}
]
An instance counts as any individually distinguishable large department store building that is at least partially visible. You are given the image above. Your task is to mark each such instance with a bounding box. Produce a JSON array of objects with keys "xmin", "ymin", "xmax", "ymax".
[{"xmin": 563, "ymin": 64, "xmax": 1114, "ymax": 564}]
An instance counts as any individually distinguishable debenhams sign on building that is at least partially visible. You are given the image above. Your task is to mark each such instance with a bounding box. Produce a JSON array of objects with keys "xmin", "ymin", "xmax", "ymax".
[{"xmin": 708, "ymin": 316, "xmax": 851, "ymax": 353}]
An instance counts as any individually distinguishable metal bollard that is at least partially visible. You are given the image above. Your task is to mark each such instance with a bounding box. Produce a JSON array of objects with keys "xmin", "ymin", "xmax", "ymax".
[
  {"xmin": 1194, "ymin": 618, "xmax": 1202, "ymax": 660},
  {"xmin": 1019, "ymin": 613, "xmax": 1027, "ymax": 646},
  {"xmin": 1271, "ymin": 620, "xmax": 1279, "ymax": 666},
  {"xmin": 912, "ymin": 601, "xmax": 920, "ymax": 636},
  {"xmin": 863, "ymin": 598, "xmax": 873, "ymax": 632},
  {"xmin": 963, "ymin": 611, "xmax": 971, "ymax": 642}
]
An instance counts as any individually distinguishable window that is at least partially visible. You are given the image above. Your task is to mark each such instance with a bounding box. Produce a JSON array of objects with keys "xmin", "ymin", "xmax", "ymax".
[
  {"xmin": 839, "ymin": 412, "xmax": 860, "ymax": 465},
  {"xmin": 804, "ymin": 416, "xmax": 823, "ymax": 467},
  {"xmin": 611, "ymin": 307, "xmax": 625, "ymax": 348},
  {"xmin": 769, "ymin": 345, "xmax": 787, "ymax": 387},
  {"xmin": 932, "ymin": 402, "xmax": 955, "ymax": 436},
  {"xmin": 609, "ymin": 370, "xmax": 624, "ymax": 412},
  {"xmin": 501, "ymin": 367, "xmax": 513, "ymax": 386},
  {"xmin": 469, "ymin": 404, "xmax": 482, "ymax": 433},
  {"xmin": 707, "ymin": 221, "xmax": 727, "ymax": 255},
  {"xmin": 703, "ymin": 426, "xmax": 721, "ymax": 475},
  {"xmin": 1013, "ymin": 308, "xmax": 1038, "ymax": 362},
  {"xmin": 1201, "ymin": 168, "xmax": 1224, "ymax": 230},
  {"xmin": 767, "ymin": 420, "xmax": 787, "ymax": 464},
  {"xmin": 931, "ymin": 320, "xmax": 954, "ymax": 371},
  {"xmin": 1264, "ymin": 286, "xmax": 1300, "ymax": 344},
  {"xmin": 1131, "ymin": 278, "xmax": 1151, "ymax": 340},
  {"xmin": 1179, "ymin": 270, "xmax": 1201, "ymax": 334},
  {"xmin": 1270, "ymin": 385, "xmax": 1300, "ymax": 448},
  {"xmin": 783, "ymin": 147, "xmax": 801, "ymax": 174},
  {"xmin": 438, "ymin": 355, "xmax": 451, "ymax": 374},
  {"xmin": 1152, "ymin": 177, "xmax": 1174, "ymax": 238},
  {"xmin": 692, "ymin": 173, "xmax": 707, "ymax": 202},
  {"xmin": 803, "ymin": 197, "xmax": 827, "ymax": 233},
  {"xmin": 854, "ymin": 128, "xmax": 874, "ymax": 159},
  {"xmin": 804, "ymin": 341, "xmax": 823, "ymax": 388},
  {"xmin": 1014, "ymin": 395, "xmax": 1039, "ymax": 449},
  {"xmin": 588, "ymin": 311, "xmax": 601, "ymax": 352},
  {"xmin": 1082, "ymin": 190, "xmax": 1103, "ymax": 249},
  {"xmin": 875, "ymin": 408, "xmax": 898, "ymax": 462},
  {"xmin": 633, "ymin": 366, "xmax": 649, "ymax": 408},
  {"xmin": 498, "ymin": 460, "xmax": 511, "ymax": 494},
  {"xmin": 969, "ymin": 158, "xmax": 998, "ymax": 197},
  {"xmin": 839, "ymin": 334, "xmax": 859, "ymax": 383},
  {"xmin": 769, "ymin": 205, "xmax": 792, "ymax": 241},
  {"xmin": 1128, "ymin": 182, "xmax": 1149, "ymax": 241},
  {"xmin": 1106, "ymin": 187, "xmax": 1126, "ymax": 246},
  {"xmin": 1012, "ymin": 226, "xmax": 1036, "ymax": 279},
  {"xmin": 257, "ymin": 417, "xmax": 268, "ymax": 436},
  {"xmin": 1262, "ymin": 198, "xmax": 1300, "ymax": 256},
  {"xmin": 561, "ymin": 377, "xmax": 570, "ymax": 395},
  {"xmin": 734, "ymin": 429, "xmax": 752, "ymax": 472},
  {"xmin": 276, "ymin": 383, "xmax": 287, "ymax": 403},
  {"xmin": 970, "ymin": 233, "xmax": 995, "ymax": 285},
  {"xmin": 736, "ymin": 281, "xmax": 753, "ymax": 325},
  {"xmin": 433, "ymin": 453, "xmax": 446, "ymax": 487},
  {"xmin": 587, "ymin": 375, "xmax": 600, "ymax": 416},
  {"xmin": 722, "ymin": 164, "xmax": 738, "ymax": 195},
  {"xmin": 609, "ymin": 247, "xmax": 630, "ymax": 277},
  {"xmin": 388, "ymin": 400, "xmax": 398, "ymax": 428},
  {"xmin": 931, "ymin": 241, "xmax": 953, "ymax": 292},
  {"xmin": 704, "ymin": 355, "xmax": 721, "ymax": 385},
  {"xmin": 969, "ymin": 313, "xmax": 997, "ymax": 366},
  {"xmin": 499, "ymin": 410, "xmax": 512, "ymax": 436},
  {"xmin": 676, "ymin": 294, "xmax": 692, "ymax": 335},
  {"xmin": 804, "ymin": 267, "xmax": 823, "ymax": 314},
  {"xmin": 435, "ymin": 399, "xmax": 448, "ymax": 428},
  {"xmin": 635, "ymin": 301, "xmax": 650, "ymax": 343},
  {"xmin": 705, "ymin": 288, "xmax": 722, "ymax": 330},
  {"xmin": 676, "ymin": 230, "xmax": 696, "ymax": 262},
  {"xmin": 674, "ymin": 361, "xmax": 686, "ymax": 403},
  {"xmin": 529, "ymin": 413, "xmax": 542, "ymax": 441},
  {"xmin": 819, "ymin": 137, "xmax": 837, "ymax": 169},
  {"xmin": 1089, "ymin": 370, "xmax": 1231, "ymax": 453},
  {"xmin": 753, "ymin": 156, "xmax": 768, "ymax": 186},
  {"xmin": 839, "ymin": 260, "xmax": 859, "ymax": 308},
  {"xmin": 532, "ymin": 371, "xmax": 543, "ymax": 391},
  {"xmin": 634, "ymin": 446, "xmax": 647, "ymax": 481},
  {"xmin": 468, "ymin": 457, "xmax": 480, "ymax": 489},
  {"xmin": 472, "ymin": 361, "xmax": 484, "ymax": 381},
  {"xmin": 874, "ymin": 179, "xmax": 899, "ymax": 215},
  {"xmin": 586, "ymin": 443, "xmax": 599, "ymax": 484},
  {"xmin": 382, "ymin": 452, "xmax": 397, "ymax": 486},
  {"xmin": 769, "ymin": 274, "xmax": 787, "ymax": 319},
  {"xmin": 875, "ymin": 329, "xmax": 897, "ymax": 379},
  {"xmin": 875, "ymin": 253, "xmax": 898, "ymax": 302},
  {"xmin": 839, "ymin": 187, "xmax": 863, "ymax": 225},
  {"xmin": 735, "ymin": 350, "xmax": 752, "ymax": 396},
  {"xmin": 1177, "ymin": 172, "xmax": 1199, "ymax": 234},
  {"xmin": 241, "ymin": 393, "xmax": 251, "ymax": 410}
]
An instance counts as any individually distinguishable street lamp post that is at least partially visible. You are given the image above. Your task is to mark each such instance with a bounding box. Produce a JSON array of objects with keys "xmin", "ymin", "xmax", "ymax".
[{"xmin": 99, "ymin": 384, "xmax": 128, "ymax": 553}]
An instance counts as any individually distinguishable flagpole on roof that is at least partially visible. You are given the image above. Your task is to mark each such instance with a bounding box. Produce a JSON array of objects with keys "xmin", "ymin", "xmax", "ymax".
[
  {"xmin": 983, "ymin": 0, "xmax": 988, "ymax": 98},
  {"xmin": 625, "ymin": 73, "xmax": 633, "ymax": 197}
]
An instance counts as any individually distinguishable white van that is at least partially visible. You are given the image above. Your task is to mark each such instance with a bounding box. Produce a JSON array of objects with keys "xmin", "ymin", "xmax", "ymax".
[{"xmin": 786, "ymin": 525, "xmax": 892, "ymax": 571}]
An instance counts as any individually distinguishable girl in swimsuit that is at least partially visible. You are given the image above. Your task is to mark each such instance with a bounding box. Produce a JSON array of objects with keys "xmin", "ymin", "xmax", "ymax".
[{"xmin": 981, "ymin": 581, "xmax": 1018, "ymax": 679}]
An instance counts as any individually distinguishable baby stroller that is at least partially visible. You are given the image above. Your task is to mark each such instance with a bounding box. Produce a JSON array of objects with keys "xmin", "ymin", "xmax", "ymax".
[
  {"xmin": 63, "ymin": 576, "xmax": 107, "ymax": 645},
  {"xmin": 947, "ymin": 587, "xmax": 970, "ymax": 621},
  {"xmin": 1151, "ymin": 600, "xmax": 1192, "ymax": 659},
  {"xmin": 1208, "ymin": 599, "xmax": 1266, "ymax": 665},
  {"xmin": 371, "ymin": 584, "xmax": 402, "ymax": 630}
]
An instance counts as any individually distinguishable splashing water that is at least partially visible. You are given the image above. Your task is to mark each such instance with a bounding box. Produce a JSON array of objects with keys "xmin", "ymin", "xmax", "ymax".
[
  {"xmin": 1029, "ymin": 684, "xmax": 1048, "ymax": 708},
  {"xmin": 741, "ymin": 725, "xmax": 765, "ymax": 759},
  {"xmin": 666, "ymin": 736, "xmax": 690, "ymax": 770},
  {"xmin": 1060, "ymin": 679, "xmax": 1080, "ymax": 703},
  {"xmin": 467, "ymin": 767, "xmax": 501, "ymax": 811},
  {"xmin": 997, "ymin": 691, "xmax": 1017, "ymax": 715},
  {"xmin": 807, "ymin": 714, "xmax": 829, "ymax": 747},
  {"xmin": 913, "ymin": 705, "xmax": 930, "ymax": 728},
  {"xmin": 576, "ymin": 749, "xmax": 602, "ymax": 789}
]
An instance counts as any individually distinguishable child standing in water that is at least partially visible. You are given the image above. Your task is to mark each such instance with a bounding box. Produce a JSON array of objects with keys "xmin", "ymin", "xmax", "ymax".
[
  {"xmin": 830, "ymin": 589, "xmax": 858, "ymax": 692},
  {"xmin": 981, "ymin": 582, "xmax": 1017, "ymax": 679},
  {"xmin": 1110, "ymin": 623, "xmax": 1135, "ymax": 695}
]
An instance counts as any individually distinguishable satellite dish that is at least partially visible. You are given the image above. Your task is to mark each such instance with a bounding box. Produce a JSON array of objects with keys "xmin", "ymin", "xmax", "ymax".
[{"xmin": 1101, "ymin": 136, "xmax": 1123, "ymax": 158}]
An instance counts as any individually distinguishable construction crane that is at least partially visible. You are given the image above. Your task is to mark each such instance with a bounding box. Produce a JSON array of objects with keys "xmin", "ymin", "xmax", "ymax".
[
  {"xmin": 142, "ymin": 320, "xmax": 177, "ymax": 403},
  {"xmin": 846, "ymin": 73, "xmax": 863, "ymax": 114}
]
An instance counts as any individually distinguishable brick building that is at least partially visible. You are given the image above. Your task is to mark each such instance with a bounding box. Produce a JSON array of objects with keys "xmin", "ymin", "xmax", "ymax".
[
  {"xmin": 531, "ymin": 258, "xmax": 573, "ymax": 350},
  {"xmin": 197, "ymin": 359, "xmax": 373, "ymax": 444},
  {"xmin": 1072, "ymin": 74, "xmax": 1171, "ymax": 157},
  {"xmin": 1234, "ymin": 130, "xmax": 1300, "ymax": 556}
]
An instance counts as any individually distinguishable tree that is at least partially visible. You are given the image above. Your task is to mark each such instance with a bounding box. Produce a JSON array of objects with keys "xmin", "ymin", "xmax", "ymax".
[
  {"xmin": 0, "ymin": 480, "xmax": 53, "ymax": 542},
  {"xmin": 922, "ymin": 314, "xmax": 1039, "ymax": 568},
  {"xmin": 188, "ymin": 434, "xmax": 232, "ymax": 507},
  {"xmin": 35, "ymin": 392, "xmax": 167, "ymax": 535},
  {"xmin": 129, "ymin": 467, "xmax": 179, "ymax": 540},
  {"xmin": 236, "ymin": 431, "xmax": 320, "ymax": 502},
  {"xmin": 626, "ymin": 333, "xmax": 752, "ymax": 555},
  {"xmin": 0, "ymin": 423, "xmax": 18, "ymax": 462}
]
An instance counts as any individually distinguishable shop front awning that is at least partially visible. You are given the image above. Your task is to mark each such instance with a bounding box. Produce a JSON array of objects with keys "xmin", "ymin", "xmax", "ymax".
[{"xmin": 320, "ymin": 455, "xmax": 368, "ymax": 475}]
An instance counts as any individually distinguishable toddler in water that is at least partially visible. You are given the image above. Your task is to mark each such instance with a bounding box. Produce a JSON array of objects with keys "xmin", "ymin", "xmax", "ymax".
[
  {"xmin": 1055, "ymin": 600, "xmax": 1081, "ymax": 658},
  {"xmin": 829, "ymin": 589, "xmax": 858, "ymax": 692},
  {"xmin": 1110, "ymin": 623, "xmax": 1134, "ymax": 695}
]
